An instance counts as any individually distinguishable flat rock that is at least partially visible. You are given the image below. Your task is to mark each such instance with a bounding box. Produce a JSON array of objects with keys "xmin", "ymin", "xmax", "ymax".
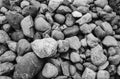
[{"xmin": 31, "ymin": 38, "xmax": 58, "ymax": 58}]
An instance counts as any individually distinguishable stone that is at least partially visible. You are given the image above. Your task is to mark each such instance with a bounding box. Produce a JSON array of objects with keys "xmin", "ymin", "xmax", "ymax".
[
  {"xmin": 6, "ymin": 11, "xmax": 24, "ymax": 30},
  {"xmin": 75, "ymin": 63, "xmax": 84, "ymax": 71},
  {"xmin": 91, "ymin": 45, "xmax": 107, "ymax": 66},
  {"xmin": 70, "ymin": 52, "xmax": 81, "ymax": 63},
  {"xmin": 97, "ymin": 70, "xmax": 110, "ymax": 79},
  {"xmin": 17, "ymin": 39, "xmax": 31, "ymax": 56},
  {"xmin": 39, "ymin": 3, "xmax": 48, "ymax": 13},
  {"xmin": 72, "ymin": 72, "xmax": 82, "ymax": 79},
  {"xmin": 86, "ymin": 33, "xmax": 99, "ymax": 47},
  {"xmin": 0, "ymin": 15, "xmax": 6, "ymax": 24},
  {"xmin": 95, "ymin": 0, "xmax": 108, "ymax": 8},
  {"xmin": 57, "ymin": 40, "xmax": 69, "ymax": 53},
  {"xmin": 108, "ymin": 47, "xmax": 117, "ymax": 56},
  {"xmin": 30, "ymin": 0, "xmax": 41, "ymax": 9},
  {"xmin": 42, "ymin": 63, "xmax": 58, "ymax": 78},
  {"xmin": 0, "ymin": 62, "xmax": 14, "ymax": 75},
  {"xmin": 7, "ymin": 41, "xmax": 17, "ymax": 52},
  {"xmin": 48, "ymin": 0, "xmax": 63, "ymax": 12},
  {"xmin": 81, "ymin": 38, "xmax": 87, "ymax": 47},
  {"xmin": 31, "ymin": 38, "xmax": 58, "ymax": 58},
  {"xmin": 77, "ymin": 6, "xmax": 89, "ymax": 14},
  {"xmin": 108, "ymin": 55, "xmax": 120, "ymax": 65},
  {"xmin": 54, "ymin": 14, "xmax": 65, "ymax": 24},
  {"xmin": 83, "ymin": 62, "xmax": 97, "ymax": 71},
  {"xmin": 0, "ymin": 76, "xmax": 12, "ymax": 79},
  {"xmin": 0, "ymin": 51, "xmax": 16, "ymax": 63},
  {"xmin": 13, "ymin": 52, "xmax": 43, "ymax": 79},
  {"xmin": 72, "ymin": 11, "xmax": 82, "ymax": 18},
  {"xmin": 45, "ymin": 12, "xmax": 54, "ymax": 24},
  {"xmin": 69, "ymin": 65, "xmax": 76, "ymax": 76},
  {"xmin": 21, "ymin": 15, "xmax": 34, "ymax": 38},
  {"xmin": 108, "ymin": 65, "xmax": 116, "ymax": 76},
  {"xmin": 98, "ymin": 61, "xmax": 109, "ymax": 70},
  {"xmin": 76, "ymin": 13, "xmax": 92, "ymax": 25},
  {"xmin": 51, "ymin": 30, "xmax": 64, "ymax": 40},
  {"xmin": 117, "ymin": 65, "xmax": 120, "ymax": 76},
  {"xmin": 82, "ymin": 67, "xmax": 96, "ymax": 79},
  {"xmin": 2, "ymin": 24, "xmax": 11, "ymax": 32},
  {"xmin": 35, "ymin": 16, "xmax": 51, "ymax": 32},
  {"xmin": 103, "ymin": 5, "xmax": 112, "ymax": 13},
  {"xmin": 65, "ymin": 36, "xmax": 81, "ymax": 50},
  {"xmin": 0, "ymin": 7, "xmax": 8, "ymax": 13},
  {"xmin": 65, "ymin": 14, "xmax": 75, "ymax": 27},
  {"xmin": 102, "ymin": 36, "xmax": 118, "ymax": 47},
  {"xmin": 20, "ymin": 0, "xmax": 30, "ymax": 8},
  {"xmin": 0, "ymin": 30, "xmax": 10, "ymax": 43}
]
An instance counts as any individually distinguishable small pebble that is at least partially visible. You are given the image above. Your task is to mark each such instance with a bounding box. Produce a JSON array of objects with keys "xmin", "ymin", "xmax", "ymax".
[
  {"xmin": 70, "ymin": 52, "xmax": 81, "ymax": 63},
  {"xmin": 54, "ymin": 14, "xmax": 65, "ymax": 24},
  {"xmin": 20, "ymin": 0, "xmax": 30, "ymax": 8},
  {"xmin": 72, "ymin": 11, "xmax": 82, "ymax": 18},
  {"xmin": 51, "ymin": 30, "xmax": 64, "ymax": 40},
  {"xmin": 97, "ymin": 70, "xmax": 110, "ymax": 79}
]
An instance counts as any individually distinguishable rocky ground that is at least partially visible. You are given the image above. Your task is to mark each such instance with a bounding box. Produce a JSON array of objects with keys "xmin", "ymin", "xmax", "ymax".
[{"xmin": 0, "ymin": 0, "xmax": 120, "ymax": 79}]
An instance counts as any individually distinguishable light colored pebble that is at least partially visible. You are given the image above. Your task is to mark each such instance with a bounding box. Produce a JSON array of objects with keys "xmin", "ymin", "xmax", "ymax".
[
  {"xmin": 72, "ymin": 11, "xmax": 82, "ymax": 18},
  {"xmin": 97, "ymin": 70, "xmax": 110, "ymax": 79},
  {"xmin": 20, "ymin": 0, "xmax": 30, "ymax": 8}
]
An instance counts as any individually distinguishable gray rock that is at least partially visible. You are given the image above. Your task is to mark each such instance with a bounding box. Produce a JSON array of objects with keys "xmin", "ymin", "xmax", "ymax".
[
  {"xmin": 7, "ymin": 41, "xmax": 17, "ymax": 52},
  {"xmin": 54, "ymin": 14, "xmax": 65, "ymax": 24},
  {"xmin": 31, "ymin": 38, "xmax": 58, "ymax": 58},
  {"xmin": 91, "ymin": 45, "xmax": 107, "ymax": 66},
  {"xmin": 108, "ymin": 55, "xmax": 120, "ymax": 65},
  {"xmin": 51, "ymin": 30, "xmax": 64, "ymax": 40},
  {"xmin": 108, "ymin": 47, "xmax": 117, "ymax": 56},
  {"xmin": 0, "ymin": 76, "xmax": 12, "ymax": 79},
  {"xmin": 97, "ymin": 70, "xmax": 110, "ymax": 79},
  {"xmin": 75, "ymin": 63, "xmax": 84, "ymax": 71},
  {"xmin": 72, "ymin": 11, "xmax": 82, "ymax": 18},
  {"xmin": 102, "ymin": 36, "xmax": 118, "ymax": 47},
  {"xmin": 2, "ymin": 24, "xmax": 11, "ymax": 32},
  {"xmin": 0, "ymin": 45, "xmax": 7, "ymax": 55},
  {"xmin": 13, "ymin": 52, "xmax": 43, "ymax": 79},
  {"xmin": 81, "ymin": 38, "xmax": 87, "ymax": 47},
  {"xmin": 65, "ymin": 14, "xmax": 75, "ymax": 27},
  {"xmin": 83, "ymin": 62, "xmax": 97, "ymax": 71},
  {"xmin": 20, "ymin": 0, "xmax": 30, "ymax": 8},
  {"xmin": 0, "ymin": 30, "xmax": 10, "ymax": 43},
  {"xmin": 76, "ymin": 13, "xmax": 92, "ymax": 25},
  {"xmin": 117, "ymin": 65, "xmax": 120, "ymax": 76},
  {"xmin": 72, "ymin": 72, "xmax": 82, "ymax": 79},
  {"xmin": 77, "ymin": 6, "xmax": 89, "ymax": 14},
  {"xmin": 95, "ymin": 0, "xmax": 108, "ymax": 8},
  {"xmin": 69, "ymin": 65, "xmax": 76, "ymax": 76},
  {"xmin": 98, "ymin": 61, "xmax": 109, "ymax": 70},
  {"xmin": 70, "ymin": 52, "xmax": 82, "ymax": 63},
  {"xmin": 42, "ymin": 63, "xmax": 58, "ymax": 78},
  {"xmin": 21, "ymin": 15, "xmax": 34, "ymax": 38}
]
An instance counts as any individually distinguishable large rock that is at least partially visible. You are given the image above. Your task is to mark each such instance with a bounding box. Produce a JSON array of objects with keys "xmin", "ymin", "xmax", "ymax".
[
  {"xmin": 13, "ymin": 52, "xmax": 43, "ymax": 79},
  {"xmin": 31, "ymin": 38, "xmax": 58, "ymax": 58},
  {"xmin": 0, "ymin": 30, "xmax": 10, "ymax": 43}
]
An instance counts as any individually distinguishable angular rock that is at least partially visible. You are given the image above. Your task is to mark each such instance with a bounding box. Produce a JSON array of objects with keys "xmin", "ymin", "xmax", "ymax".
[
  {"xmin": 17, "ymin": 39, "xmax": 31, "ymax": 56},
  {"xmin": 82, "ymin": 67, "xmax": 96, "ymax": 79},
  {"xmin": 0, "ymin": 45, "xmax": 7, "ymax": 55},
  {"xmin": 65, "ymin": 14, "xmax": 75, "ymax": 27},
  {"xmin": 83, "ymin": 62, "xmax": 97, "ymax": 71},
  {"xmin": 2, "ymin": 24, "xmax": 11, "ymax": 32},
  {"xmin": 77, "ymin": 6, "xmax": 89, "ymax": 14},
  {"xmin": 108, "ymin": 47, "xmax": 117, "ymax": 56},
  {"xmin": 72, "ymin": 11, "xmax": 82, "ymax": 18},
  {"xmin": 31, "ymin": 38, "xmax": 58, "ymax": 58},
  {"xmin": 98, "ymin": 61, "xmax": 109, "ymax": 70},
  {"xmin": 70, "ymin": 52, "xmax": 82, "ymax": 63},
  {"xmin": 91, "ymin": 45, "xmax": 107, "ymax": 66},
  {"xmin": 0, "ymin": 15, "xmax": 6, "ymax": 24},
  {"xmin": 72, "ymin": 72, "xmax": 82, "ymax": 79},
  {"xmin": 97, "ymin": 70, "xmax": 110, "ymax": 79},
  {"xmin": 7, "ymin": 41, "xmax": 17, "ymax": 52},
  {"xmin": 76, "ymin": 13, "xmax": 92, "ymax": 25},
  {"xmin": 108, "ymin": 55, "xmax": 120, "ymax": 65},
  {"xmin": 42, "ymin": 63, "xmax": 58, "ymax": 78},
  {"xmin": 13, "ymin": 52, "xmax": 43, "ymax": 79},
  {"xmin": 95, "ymin": 0, "xmax": 108, "ymax": 8},
  {"xmin": 39, "ymin": 3, "xmax": 48, "ymax": 13},
  {"xmin": 65, "ymin": 36, "xmax": 81, "ymax": 50},
  {"xmin": 102, "ymin": 36, "xmax": 118, "ymax": 47},
  {"xmin": 21, "ymin": 15, "xmax": 34, "ymax": 38},
  {"xmin": 0, "ymin": 51, "xmax": 16, "ymax": 62},
  {"xmin": 81, "ymin": 38, "xmax": 87, "ymax": 47},
  {"xmin": 51, "ymin": 30, "xmax": 64, "ymax": 40},
  {"xmin": 35, "ymin": 16, "xmax": 51, "ymax": 32},
  {"xmin": 45, "ymin": 12, "xmax": 54, "ymax": 24}
]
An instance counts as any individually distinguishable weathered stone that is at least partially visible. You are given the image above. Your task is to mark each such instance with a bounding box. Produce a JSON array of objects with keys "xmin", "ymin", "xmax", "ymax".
[
  {"xmin": 72, "ymin": 11, "xmax": 82, "ymax": 18},
  {"xmin": 7, "ymin": 41, "xmax": 17, "ymax": 52},
  {"xmin": 97, "ymin": 70, "xmax": 110, "ymax": 79},
  {"xmin": 51, "ymin": 30, "xmax": 64, "ymax": 40},
  {"xmin": 95, "ymin": 0, "xmax": 108, "ymax": 8},
  {"xmin": 54, "ymin": 14, "xmax": 65, "ymax": 24},
  {"xmin": 0, "ymin": 30, "xmax": 10, "ymax": 43},
  {"xmin": 70, "ymin": 52, "xmax": 81, "ymax": 63},
  {"xmin": 65, "ymin": 14, "xmax": 75, "ymax": 27}
]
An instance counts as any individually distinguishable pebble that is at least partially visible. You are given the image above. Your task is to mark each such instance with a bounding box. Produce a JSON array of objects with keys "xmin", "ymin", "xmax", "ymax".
[
  {"xmin": 0, "ymin": 51, "xmax": 16, "ymax": 63},
  {"xmin": 0, "ymin": 15, "xmax": 6, "ymax": 24},
  {"xmin": 77, "ymin": 6, "xmax": 89, "ymax": 14},
  {"xmin": 13, "ymin": 52, "xmax": 43, "ymax": 79},
  {"xmin": 117, "ymin": 65, "xmax": 120, "ymax": 76},
  {"xmin": 70, "ymin": 52, "xmax": 81, "ymax": 63},
  {"xmin": 65, "ymin": 14, "xmax": 75, "ymax": 27},
  {"xmin": 97, "ymin": 70, "xmax": 110, "ymax": 79},
  {"xmin": 17, "ymin": 39, "xmax": 31, "ymax": 56},
  {"xmin": 35, "ymin": 16, "xmax": 51, "ymax": 32},
  {"xmin": 45, "ymin": 12, "xmax": 54, "ymax": 24},
  {"xmin": 91, "ymin": 45, "xmax": 107, "ymax": 66},
  {"xmin": 69, "ymin": 65, "xmax": 76, "ymax": 76},
  {"xmin": 21, "ymin": 15, "xmax": 34, "ymax": 38},
  {"xmin": 108, "ymin": 65, "xmax": 116, "ymax": 76},
  {"xmin": 108, "ymin": 54, "xmax": 120, "ymax": 65},
  {"xmin": 86, "ymin": 33, "xmax": 99, "ymax": 47},
  {"xmin": 65, "ymin": 36, "xmax": 81, "ymax": 50},
  {"xmin": 0, "ymin": 45, "xmax": 7, "ymax": 55},
  {"xmin": 98, "ymin": 61, "xmax": 109, "ymax": 70},
  {"xmin": 83, "ymin": 62, "xmax": 97, "ymax": 71},
  {"xmin": 95, "ymin": 0, "xmax": 108, "ymax": 8},
  {"xmin": 2, "ymin": 24, "xmax": 11, "ymax": 32},
  {"xmin": 48, "ymin": 0, "xmax": 63, "ymax": 12},
  {"xmin": 0, "ymin": 62, "xmax": 14, "ymax": 75},
  {"xmin": 20, "ymin": 0, "xmax": 30, "ymax": 8},
  {"xmin": 81, "ymin": 38, "xmax": 87, "ymax": 47},
  {"xmin": 39, "ymin": 3, "xmax": 48, "ymax": 13},
  {"xmin": 75, "ymin": 63, "xmax": 84, "ymax": 71},
  {"xmin": 57, "ymin": 40, "xmax": 69, "ymax": 53},
  {"xmin": 76, "ymin": 13, "xmax": 92, "ymax": 25},
  {"xmin": 42, "ymin": 63, "xmax": 58, "ymax": 78},
  {"xmin": 82, "ymin": 67, "xmax": 96, "ymax": 79},
  {"xmin": 103, "ymin": 5, "xmax": 112, "ymax": 13},
  {"xmin": 31, "ymin": 38, "xmax": 58, "ymax": 58},
  {"xmin": 54, "ymin": 14, "xmax": 65, "ymax": 24},
  {"xmin": 0, "ymin": 76, "xmax": 12, "ymax": 79},
  {"xmin": 72, "ymin": 72, "xmax": 82, "ymax": 79},
  {"xmin": 0, "ymin": 30, "xmax": 10, "ymax": 44},
  {"xmin": 51, "ymin": 30, "xmax": 64, "ymax": 40},
  {"xmin": 102, "ymin": 36, "xmax": 118, "ymax": 47},
  {"xmin": 7, "ymin": 41, "xmax": 16, "ymax": 52},
  {"xmin": 108, "ymin": 47, "xmax": 117, "ymax": 56},
  {"xmin": 0, "ymin": 7, "xmax": 8, "ymax": 13},
  {"xmin": 72, "ymin": 11, "xmax": 82, "ymax": 18}
]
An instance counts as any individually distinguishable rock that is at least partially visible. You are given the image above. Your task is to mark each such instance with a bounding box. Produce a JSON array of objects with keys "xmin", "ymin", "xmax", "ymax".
[
  {"xmin": 81, "ymin": 38, "xmax": 87, "ymax": 47},
  {"xmin": 103, "ymin": 5, "xmax": 112, "ymax": 13},
  {"xmin": 98, "ymin": 61, "xmax": 109, "ymax": 70},
  {"xmin": 72, "ymin": 11, "xmax": 82, "ymax": 18},
  {"xmin": 31, "ymin": 38, "xmax": 58, "ymax": 58},
  {"xmin": 22, "ymin": 5, "xmax": 38, "ymax": 17},
  {"xmin": 0, "ymin": 45, "xmax": 7, "ymax": 55},
  {"xmin": 80, "ymin": 23, "xmax": 96, "ymax": 34},
  {"xmin": 42, "ymin": 63, "xmax": 58, "ymax": 78},
  {"xmin": 39, "ymin": 3, "xmax": 48, "ymax": 13},
  {"xmin": 63, "ymin": 25, "xmax": 79, "ymax": 37},
  {"xmin": 0, "ymin": 62, "xmax": 14, "ymax": 75},
  {"xmin": 108, "ymin": 47, "xmax": 117, "ymax": 56},
  {"xmin": 11, "ymin": 30, "xmax": 24, "ymax": 42},
  {"xmin": 97, "ymin": 70, "xmax": 110, "ymax": 79},
  {"xmin": 117, "ymin": 65, "xmax": 120, "ymax": 76},
  {"xmin": 108, "ymin": 65, "xmax": 116, "ymax": 76},
  {"xmin": 61, "ymin": 61, "xmax": 70, "ymax": 76},
  {"xmin": 20, "ymin": 0, "xmax": 30, "ymax": 8},
  {"xmin": 0, "ymin": 30, "xmax": 10, "ymax": 43},
  {"xmin": 54, "ymin": 14, "xmax": 65, "ymax": 24},
  {"xmin": 102, "ymin": 36, "xmax": 118, "ymax": 47},
  {"xmin": 108, "ymin": 55, "xmax": 120, "ymax": 65},
  {"xmin": 0, "ymin": 76, "xmax": 12, "ymax": 79},
  {"xmin": 86, "ymin": 33, "xmax": 99, "ymax": 47},
  {"xmin": 75, "ymin": 63, "xmax": 84, "ymax": 71},
  {"xmin": 0, "ymin": 15, "xmax": 6, "ymax": 24},
  {"xmin": 55, "ymin": 76, "xmax": 68, "ymax": 79},
  {"xmin": 51, "ymin": 30, "xmax": 64, "ymax": 40},
  {"xmin": 2, "ymin": 24, "xmax": 11, "ymax": 32},
  {"xmin": 82, "ymin": 67, "xmax": 96, "ymax": 79},
  {"xmin": 65, "ymin": 14, "xmax": 75, "ymax": 27},
  {"xmin": 77, "ymin": 6, "xmax": 89, "ymax": 14},
  {"xmin": 21, "ymin": 15, "xmax": 34, "ymax": 38},
  {"xmin": 91, "ymin": 45, "xmax": 107, "ymax": 66},
  {"xmin": 45, "ymin": 12, "xmax": 54, "ymax": 24},
  {"xmin": 17, "ymin": 39, "xmax": 31, "ymax": 56},
  {"xmin": 83, "ymin": 62, "xmax": 97, "ymax": 71},
  {"xmin": 101, "ymin": 22, "xmax": 113, "ymax": 35},
  {"xmin": 30, "ymin": 0, "xmax": 41, "ymax": 9},
  {"xmin": 0, "ymin": 51, "xmax": 16, "ymax": 62},
  {"xmin": 70, "ymin": 52, "xmax": 82, "ymax": 63},
  {"xmin": 35, "ymin": 16, "xmax": 51, "ymax": 32},
  {"xmin": 33, "ymin": 32, "xmax": 41, "ymax": 40},
  {"xmin": 76, "ymin": 13, "xmax": 92, "ymax": 25},
  {"xmin": 65, "ymin": 36, "xmax": 81, "ymax": 50},
  {"xmin": 0, "ymin": 7, "xmax": 8, "ymax": 13},
  {"xmin": 95, "ymin": 0, "xmax": 108, "ymax": 8},
  {"xmin": 13, "ymin": 52, "xmax": 43, "ymax": 79},
  {"xmin": 57, "ymin": 40, "xmax": 69, "ymax": 53},
  {"xmin": 7, "ymin": 41, "xmax": 17, "ymax": 52},
  {"xmin": 72, "ymin": 72, "xmax": 82, "ymax": 79},
  {"xmin": 48, "ymin": 0, "xmax": 63, "ymax": 12},
  {"xmin": 73, "ymin": 0, "xmax": 93, "ymax": 7},
  {"xmin": 6, "ymin": 11, "xmax": 24, "ymax": 30},
  {"xmin": 56, "ymin": 5, "xmax": 72, "ymax": 14},
  {"xmin": 69, "ymin": 65, "xmax": 76, "ymax": 76}
]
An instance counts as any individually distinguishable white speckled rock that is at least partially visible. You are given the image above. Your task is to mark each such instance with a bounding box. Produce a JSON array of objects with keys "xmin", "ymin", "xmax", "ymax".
[{"xmin": 31, "ymin": 38, "xmax": 58, "ymax": 58}]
